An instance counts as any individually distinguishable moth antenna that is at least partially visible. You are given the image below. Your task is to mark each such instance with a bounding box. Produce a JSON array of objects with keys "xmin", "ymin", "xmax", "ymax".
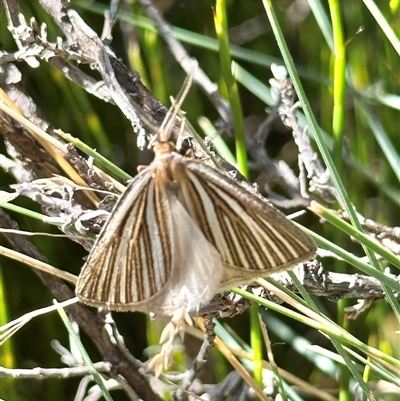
[{"xmin": 158, "ymin": 60, "xmax": 196, "ymax": 142}]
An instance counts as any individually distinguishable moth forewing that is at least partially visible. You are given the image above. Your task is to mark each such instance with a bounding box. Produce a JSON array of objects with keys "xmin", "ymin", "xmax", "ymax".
[
  {"xmin": 75, "ymin": 168, "xmax": 159, "ymax": 310},
  {"xmin": 174, "ymin": 156, "xmax": 317, "ymax": 288},
  {"xmin": 76, "ymin": 153, "xmax": 224, "ymax": 315}
]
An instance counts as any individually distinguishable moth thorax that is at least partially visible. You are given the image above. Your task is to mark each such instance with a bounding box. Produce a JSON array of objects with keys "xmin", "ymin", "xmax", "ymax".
[{"xmin": 153, "ymin": 141, "xmax": 175, "ymax": 156}]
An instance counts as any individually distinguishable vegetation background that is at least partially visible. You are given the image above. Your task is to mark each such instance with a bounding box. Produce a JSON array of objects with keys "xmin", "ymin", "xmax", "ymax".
[{"xmin": 0, "ymin": 0, "xmax": 399, "ymax": 400}]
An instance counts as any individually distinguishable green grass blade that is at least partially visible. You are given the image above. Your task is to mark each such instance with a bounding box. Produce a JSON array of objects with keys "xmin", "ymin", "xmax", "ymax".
[
  {"xmin": 56, "ymin": 303, "xmax": 114, "ymax": 401},
  {"xmin": 362, "ymin": 0, "xmax": 400, "ymax": 55}
]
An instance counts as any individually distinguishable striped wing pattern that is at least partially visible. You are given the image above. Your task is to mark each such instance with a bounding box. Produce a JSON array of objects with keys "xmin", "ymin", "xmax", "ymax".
[
  {"xmin": 76, "ymin": 171, "xmax": 171, "ymax": 310},
  {"xmin": 76, "ymin": 149, "xmax": 316, "ymax": 314},
  {"xmin": 174, "ymin": 156, "xmax": 317, "ymax": 288},
  {"xmin": 76, "ymin": 159, "xmax": 223, "ymax": 314}
]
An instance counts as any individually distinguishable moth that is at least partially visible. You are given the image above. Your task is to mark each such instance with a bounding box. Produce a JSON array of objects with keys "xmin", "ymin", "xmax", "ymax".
[
  {"xmin": 76, "ymin": 144, "xmax": 316, "ymax": 315},
  {"xmin": 76, "ymin": 78, "xmax": 316, "ymax": 316}
]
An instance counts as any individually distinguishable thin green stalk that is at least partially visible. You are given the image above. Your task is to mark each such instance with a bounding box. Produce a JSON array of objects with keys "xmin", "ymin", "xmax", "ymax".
[
  {"xmin": 126, "ymin": 3, "xmax": 151, "ymax": 88},
  {"xmin": 363, "ymin": 0, "xmax": 400, "ymax": 55},
  {"xmin": 143, "ymin": 29, "xmax": 168, "ymax": 103},
  {"xmin": 263, "ymin": 313, "xmax": 398, "ymax": 386},
  {"xmin": 288, "ymin": 271, "xmax": 372, "ymax": 398},
  {"xmin": 214, "ymin": 0, "xmax": 248, "ymax": 177},
  {"xmin": 271, "ymin": 273, "xmax": 398, "ymax": 387},
  {"xmin": 310, "ymin": 202, "xmax": 400, "ymax": 270},
  {"xmin": 197, "ymin": 116, "xmax": 236, "ymax": 166},
  {"xmin": 262, "ymin": 0, "xmax": 399, "ymax": 319},
  {"xmin": 287, "ymin": 273, "xmax": 352, "ymax": 397},
  {"xmin": 232, "ymin": 285, "xmax": 400, "ymax": 369},
  {"xmin": 0, "ymin": 202, "xmax": 47, "ymax": 222},
  {"xmin": 362, "ymin": 359, "xmax": 371, "ymax": 401},
  {"xmin": 345, "ymin": 347, "xmax": 399, "ymax": 384},
  {"xmin": 56, "ymin": 303, "xmax": 114, "ymax": 401},
  {"xmin": 328, "ymin": 0, "xmax": 346, "ymax": 174},
  {"xmin": 331, "ymin": 337, "xmax": 367, "ymax": 400},
  {"xmin": 57, "ymin": 132, "xmax": 132, "ymax": 181},
  {"xmin": 249, "ymin": 305, "xmax": 263, "ymax": 388},
  {"xmin": 233, "ymin": 62, "xmax": 400, "ymax": 205},
  {"xmin": 308, "ymin": 0, "xmax": 334, "ymax": 50},
  {"xmin": 301, "ymin": 226, "xmax": 400, "ymax": 292},
  {"xmin": 0, "ymin": 267, "xmax": 17, "ymax": 400},
  {"xmin": 258, "ymin": 314, "xmax": 288, "ymax": 401},
  {"xmin": 356, "ymin": 101, "xmax": 400, "ymax": 183},
  {"xmin": 54, "ymin": 72, "xmax": 111, "ymax": 151},
  {"xmin": 184, "ymin": 118, "xmax": 230, "ymax": 172}
]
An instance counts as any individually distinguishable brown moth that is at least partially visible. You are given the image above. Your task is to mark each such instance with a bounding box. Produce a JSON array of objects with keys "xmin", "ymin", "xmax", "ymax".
[{"xmin": 76, "ymin": 78, "xmax": 316, "ymax": 316}]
